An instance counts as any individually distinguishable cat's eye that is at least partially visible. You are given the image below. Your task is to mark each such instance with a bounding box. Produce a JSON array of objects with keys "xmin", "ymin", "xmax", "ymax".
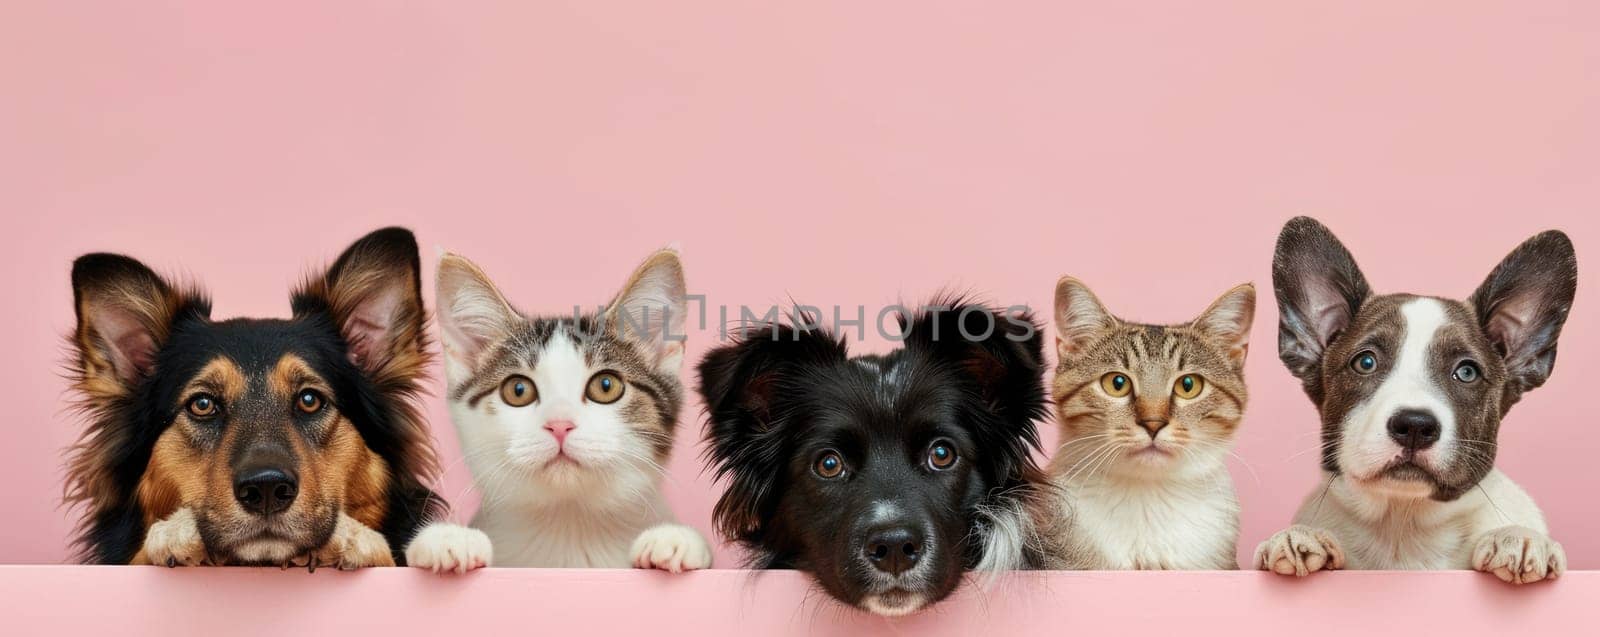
[
  {"xmin": 1351, "ymin": 351, "xmax": 1379, "ymax": 375},
  {"xmin": 186, "ymin": 394, "xmax": 219, "ymax": 418},
  {"xmin": 586, "ymin": 371, "xmax": 626, "ymax": 404},
  {"xmin": 500, "ymin": 375, "xmax": 538, "ymax": 407},
  {"xmin": 1100, "ymin": 372, "xmax": 1133, "ymax": 397},
  {"xmin": 295, "ymin": 389, "xmax": 325, "ymax": 414},
  {"xmin": 814, "ymin": 450, "xmax": 846, "ymax": 479},
  {"xmin": 1453, "ymin": 361, "xmax": 1481, "ymax": 384},
  {"xmin": 927, "ymin": 440, "xmax": 958, "ymax": 470},
  {"xmin": 1173, "ymin": 374, "xmax": 1204, "ymax": 399}
]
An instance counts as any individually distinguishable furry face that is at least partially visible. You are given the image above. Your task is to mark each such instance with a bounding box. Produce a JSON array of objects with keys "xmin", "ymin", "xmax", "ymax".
[
  {"xmin": 1052, "ymin": 278, "xmax": 1253, "ymax": 481},
  {"xmin": 698, "ymin": 302, "xmax": 1047, "ymax": 617},
  {"xmin": 1273, "ymin": 217, "xmax": 1577, "ymax": 501},
  {"xmin": 65, "ymin": 228, "xmax": 442, "ymax": 565},
  {"xmin": 438, "ymin": 250, "xmax": 683, "ymax": 500},
  {"xmin": 429, "ymin": 248, "xmax": 710, "ymax": 571}
]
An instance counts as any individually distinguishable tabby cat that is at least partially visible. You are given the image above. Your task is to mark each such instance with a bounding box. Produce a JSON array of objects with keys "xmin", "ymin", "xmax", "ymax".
[{"xmin": 1035, "ymin": 277, "xmax": 1254, "ymax": 570}]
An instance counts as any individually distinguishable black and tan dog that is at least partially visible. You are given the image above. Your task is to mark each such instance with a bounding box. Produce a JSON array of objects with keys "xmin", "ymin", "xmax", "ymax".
[{"xmin": 65, "ymin": 227, "xmax": 444, "ymax": 567}]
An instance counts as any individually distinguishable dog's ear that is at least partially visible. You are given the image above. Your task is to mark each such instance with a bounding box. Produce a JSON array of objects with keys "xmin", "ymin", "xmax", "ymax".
[
  {"xmin": 698, "ymin": 321, "xmax": 846, "ymax": 545},
  {"xmin": 293, "ymin": 227, "xmax": 426, "ymax": 385},
  {"xmin": 435, "ymin": 252, "xmax": 521, "ymax": 380},
  {"xmin": 71, "ymin": 254, "xmax": 208, "ymax": 395},
  {"xmin": 1054, "ymin": 277, "xmax": 1117, "ymax": 361},
  {"xmin": 68, "ymin": 253, "xmax": 209, "ymax": 563},
  {"xmin": 604, "ymin": 249, "xmax": 687, "ymax": 374},
  {"xmin": 1470, "ymin": 230, "xmax": 1577, "ymax": 407},
  {"xmin": 1191, "ymin": 283, "xmax": 1256, "ymax": 369},
  {"xmin": 904, "ymin": 301, "xmax": 1048, "ymax": 431},
  {"xmin": 1272, "ymin": 217, "xmax": 1371, "ymax": 401},
  {"xmin": 902, "ymin": 301, "xmax": 1047, "ymax": 480}
]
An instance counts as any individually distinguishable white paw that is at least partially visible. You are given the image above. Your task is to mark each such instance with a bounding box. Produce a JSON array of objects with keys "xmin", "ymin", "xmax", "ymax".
[
  {"xmin": 143, "ymin": 508, "xmax": 208, "ymax": 567},
  {"xmin": 1472, "ymin": 525, "xmax": 1565, "ymax": 585},
  {"xmin": 1254, "ymin": 524, "xmax": 1345, "ymax": 576},
  {"xmin": 405, "ymin": 523, "xmax": 493, "ymax": 574},
  {"xmin": 630, "ymin": 523, "xmax": 712, "ymax": 573}
]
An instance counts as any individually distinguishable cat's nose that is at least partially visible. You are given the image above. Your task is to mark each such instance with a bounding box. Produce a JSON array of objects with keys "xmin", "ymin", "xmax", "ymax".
[
  {"xmin": 543, "ymin": 419, "xmax": 576, "ymax": 445},
  {"xmin": 1138, "ymin": 419, "xmax": 1168, "ymax": 439}
]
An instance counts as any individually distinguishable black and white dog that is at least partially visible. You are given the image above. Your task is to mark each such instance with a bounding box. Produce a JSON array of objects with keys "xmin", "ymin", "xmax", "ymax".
[
  {"xmin": 698, "ymin": 302, "xmax": 1047, "ymax": 616},
  {"xmin": 1256, "ymin": 217, "xmax": 1576, "ymax": 584}
]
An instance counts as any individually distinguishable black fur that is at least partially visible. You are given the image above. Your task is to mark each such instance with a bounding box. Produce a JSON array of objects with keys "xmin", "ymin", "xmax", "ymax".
[
  {"xmin": 698, "ymin": 300, "xmax": 1047, "ymax": 614},
  {"xmin": 67, "ymin": 228, "xmax": 444, "ymax": 564}
]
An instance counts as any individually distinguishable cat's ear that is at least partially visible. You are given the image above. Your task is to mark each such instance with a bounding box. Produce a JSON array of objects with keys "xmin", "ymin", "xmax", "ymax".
[
  {"xmin": 605, "ymin": 248, "xmax": 687, "ymax": 374},
  {"xmin": 1054, "ymin": 276, "xmax": 1116, "ymax": 361},
  {"xmin": 1192, "ymin": 283, "xmax": 1256, "ymax": 368},
  {"xmin": 1272, "ymin": 217, "xmax": 1371, "ymax": 390},
  {"xmin": 698, "ymin": 322, "xmax": 847, "ymax": 542},
  {"xmin": 435, "ymin": 252, "xmax": 520, "ymax": 377},
  {"xmin": 293, "ymin": 228, "xmax": 427, "ymax": 384},
  {"xmin": 1469, "ymin": 230, "xmax": 1576, "ymax": 405},
  {"xmin": 72, "ymin": 254, "xmax": 209, "ymax": 394}
]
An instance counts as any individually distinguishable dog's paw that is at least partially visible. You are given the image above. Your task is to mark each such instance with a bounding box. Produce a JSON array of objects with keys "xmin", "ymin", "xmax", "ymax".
[
  {"xmin": 405, "ymin": 523, "xmax": 493, "ymax": 574},
  {"xmin": 143, "ymin": 508, "xmax": 208, "ymax": 567},
  {"xmin": 1254, "ymin": 525, "xmax": 1345, "ymax": 576},
  {"xmin": 630, "ymin": 523, "xmax": 713, "ymax": 573},
  {"xmin": 291, "ymin": 514, "xmax": 396, "ymax": 571},
  {"xmin": 1472, "ymin": 526, "xmax": 1565, "ymax": 585}
]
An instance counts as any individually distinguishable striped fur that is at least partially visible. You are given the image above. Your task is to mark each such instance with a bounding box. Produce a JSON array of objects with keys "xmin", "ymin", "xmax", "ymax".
[{"xmin": 1036, "ymin": 278, "xmax": 1253, "ymax": 570}]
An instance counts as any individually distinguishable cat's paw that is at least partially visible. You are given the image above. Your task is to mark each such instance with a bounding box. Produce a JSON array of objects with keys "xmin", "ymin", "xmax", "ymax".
[
  {"xmin": 405, "ymin": 523, "xmax": 493, "ymax": 574},
  {"xmin": 143, "ymin": 508, "xmax": 208, "ymax": 567},
  {"xmin": 290, "ymin": 514, "xmax": 395, "ymax": 571},
  {"xmin": 1254, "ymin": 525, "xmax": 1344, "ymax": 576},
  {"xmin": 1472, "ymin": 525, "xmax": 1565, "ymax": 585},
  {"xmin": 630, "ymin": 523, "xmax": 712, "ymax": 573}
]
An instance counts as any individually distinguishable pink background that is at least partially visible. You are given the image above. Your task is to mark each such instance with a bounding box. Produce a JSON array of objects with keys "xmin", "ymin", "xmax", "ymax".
[
  {"xmin": 4, "ymin": 568, "xmax": 1595, "ymax": 636},
  {"xmin": 2, "ymin": 1, "xmax": 1597, "ymax": 571}
]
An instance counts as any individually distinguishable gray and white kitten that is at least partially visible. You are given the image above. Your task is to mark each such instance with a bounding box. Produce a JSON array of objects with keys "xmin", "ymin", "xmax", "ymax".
[{"xmin": 406, "ymin": 248, "xmax": 711, "ymax": 572}]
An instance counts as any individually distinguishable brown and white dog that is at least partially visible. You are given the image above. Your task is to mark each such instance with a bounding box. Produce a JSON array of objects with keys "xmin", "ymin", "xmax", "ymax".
[
  {"xmin": 1256, "ymin": 217, "xmax": 1576, "ymax": 584},
  {"xmin": 65, "ymin": 227, "xmax": 444, "ymax": 567}
]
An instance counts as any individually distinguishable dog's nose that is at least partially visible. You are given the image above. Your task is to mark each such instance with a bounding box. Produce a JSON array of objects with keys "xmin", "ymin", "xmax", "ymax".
[
  {"xmin": 1387, "ymin": 410, "xmax": 1441, "ymax": 451},
  {"xmin": 233, "ymin": 467, "xmax": 298, "ymax": 516},
  {"xmin": 864, "ymin": 526, "xmax": 924, "ymax": 576},
  {"xmin": 1138, "ymin": 419, "xmax": 1168, "ymax": 439},
  {"xmin": 544, "ymin": 420, "xmax": 576, "ymax": 444}
]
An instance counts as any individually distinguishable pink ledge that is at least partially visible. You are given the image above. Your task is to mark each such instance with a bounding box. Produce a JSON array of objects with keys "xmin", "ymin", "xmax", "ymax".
[{"xmin": 1, "ymin": 566, "xmax": 1591, "ymax": 636}]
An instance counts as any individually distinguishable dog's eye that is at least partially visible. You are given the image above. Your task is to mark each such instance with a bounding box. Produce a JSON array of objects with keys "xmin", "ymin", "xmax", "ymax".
[
  {"xmin": 813, "ymin": 451, "xmax": 846, "ymax": 479},
  {"xmin": 501, "ymin": 375, "xmax": 538, "ymax": 407},
  {"xmin": 1100, "ymin": 372, "xmax": 1133, "ymax": 397},
  {"xmin": 186, "ymin": 394, "xmax": 219, "ymax": 418},
  {"xmin": 1173, "ymin": 374, "xmax": 1204, "ymax": 399},
  {"xmin": 1453, "ymin": 361, "xmax": 1481, "ymax": 383},
  {"xmin": 927, "ymin": 441, "xmax": 958, "ymax": 470},
  {"xmin": 1351, "ymin": 351, "xmax": 1379, "ymax": 374},
  {"xmin": 295, "ymin": 389, "xmax": 325, "ymax": 414},
  {"xmin": 586, "ymin": 371, "xmax": 626, "ymax": 404}
]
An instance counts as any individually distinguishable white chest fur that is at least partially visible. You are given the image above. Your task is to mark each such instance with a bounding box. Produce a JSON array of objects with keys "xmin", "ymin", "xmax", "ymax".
[
  {"xmin": 1301, "ymin": 469, "xmax": 1548, "ymax": 570},
  {"xmin": 473, "ymin": 491, "xmax": 672, "ymax": 568},
  {"xmin": 1053, "ymin": 466, "xmax": 1240, "ymax": 570}
]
